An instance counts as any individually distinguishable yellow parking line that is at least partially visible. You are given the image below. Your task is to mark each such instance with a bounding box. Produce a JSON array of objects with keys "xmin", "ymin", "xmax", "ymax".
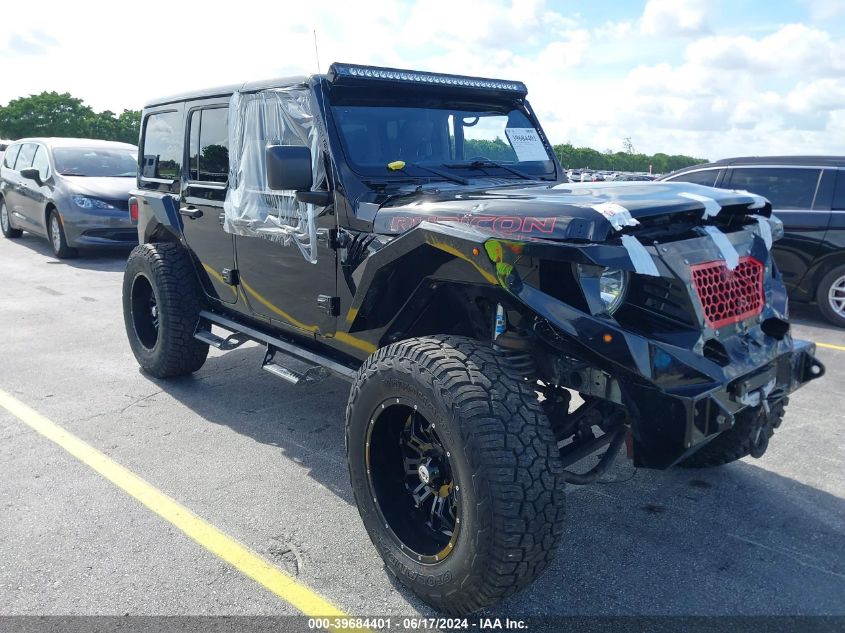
[
  {"xmin": 817, "ymin": 342, "xmax": 845, "ymax": 352},
  {"xmin": 0, "ymin": 389, "xmax": 351, "ymax": 627}
]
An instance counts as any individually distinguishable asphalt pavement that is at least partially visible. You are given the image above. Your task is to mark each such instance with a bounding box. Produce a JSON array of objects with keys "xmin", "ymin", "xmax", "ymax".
[{"xmin": 0, "ymin": 232, "xmax": 843, "ymax": 619}]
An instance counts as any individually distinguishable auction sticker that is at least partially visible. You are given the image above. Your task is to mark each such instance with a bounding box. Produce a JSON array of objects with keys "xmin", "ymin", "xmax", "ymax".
[{"xmin": 505, "ymin": 128, "xmax": 548, "ymax": 161}]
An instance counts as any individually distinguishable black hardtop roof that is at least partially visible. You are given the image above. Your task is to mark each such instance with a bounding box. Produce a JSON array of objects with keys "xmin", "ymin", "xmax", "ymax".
[
  {"xmin": 676, "ymin": 156, "xmax": 845, "ymax": 172},
  {"xmin": 144, "ymin": 75, "xmax": 313, "ymax": 109}
]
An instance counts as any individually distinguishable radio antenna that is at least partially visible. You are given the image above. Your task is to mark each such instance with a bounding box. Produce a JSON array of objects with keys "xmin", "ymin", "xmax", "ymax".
[{"xmin": 313, "ymin": 30, "xmax": 322, "ymax": 74}]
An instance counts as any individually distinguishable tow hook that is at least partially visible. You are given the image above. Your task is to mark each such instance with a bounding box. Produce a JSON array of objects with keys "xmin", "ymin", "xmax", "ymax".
[
  {"xmin": 739, "ymin": 379, "xmax": 779, "ymax": 459},
  {"xmin": 749, "ymin": 417, "xmax": 769, "ymax": 458}
]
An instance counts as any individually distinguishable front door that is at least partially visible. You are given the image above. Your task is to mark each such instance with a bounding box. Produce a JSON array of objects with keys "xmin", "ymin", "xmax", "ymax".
[
  {"xmin": 6, "ymin": 142, "xmax": 39, "ymax": 233},
  {"xmin": 224, "ymin": 87, "xmax": 337, "ymax": 338},
  {"xmin": 234, "ymin": 209, "xmax": 338, "ymax": 338},
  {"xmin": 180, "ymin": 103, "xmax": 237, "ymax": 305}
]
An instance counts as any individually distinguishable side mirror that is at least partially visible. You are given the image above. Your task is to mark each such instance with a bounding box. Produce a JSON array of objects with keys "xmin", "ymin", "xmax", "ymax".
[
  {"xmin": 20, "ymin": 167, "xmax": 42, "ymax": 186},
  {"xmin": 266, "ymin": 145, "xmax": 312, "ymax": 192}
]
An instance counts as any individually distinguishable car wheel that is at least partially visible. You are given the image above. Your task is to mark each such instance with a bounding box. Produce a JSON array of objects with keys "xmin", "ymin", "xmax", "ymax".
[
  {"xmin": 122, "ymin": 243, "xmax": 209, "ymax": 378},
  {"xmin": 346, "ymin": 335, "xmax": 566, "ymax": 615},
  {"xmin": 0, "ymin": 199, "xmax": 23, "ymax": 238},
  {"xmin": 47, "ymin": 210, "xmax": 77, "ymax": 258},
  {"xmin": 817, "ymin": 264, "xmax": 845, "ymax": 328}
]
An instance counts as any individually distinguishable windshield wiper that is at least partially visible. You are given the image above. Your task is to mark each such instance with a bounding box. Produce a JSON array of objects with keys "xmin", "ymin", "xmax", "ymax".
[
  {"xmin": 388, "ymin": 161, "xmax": 468, "ymax": 185},
  {"xmin": 444, "ymin": 159, "xmax": 538, "ymax": 181}
]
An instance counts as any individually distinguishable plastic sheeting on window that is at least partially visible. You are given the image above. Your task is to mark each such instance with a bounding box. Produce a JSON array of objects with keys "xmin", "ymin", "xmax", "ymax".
[{"xmin": 224, "ymin": 86, "xmax": 327, "ymax": 263}]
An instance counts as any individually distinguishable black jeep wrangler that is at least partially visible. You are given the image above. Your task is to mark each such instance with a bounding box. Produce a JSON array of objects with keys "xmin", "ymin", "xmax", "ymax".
[{"xmin": 123, "ymin": 63, "xmax": 824, "ymax": 614}]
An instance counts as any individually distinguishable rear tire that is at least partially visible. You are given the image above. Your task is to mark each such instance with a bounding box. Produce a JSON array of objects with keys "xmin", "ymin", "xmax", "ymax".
[
  {"xmin": 680, "ymin": 399, "xmax": 786, "ymax": 468},
  {"xmin": 48, "ymin": 209, "xmax": 77, "ymax": 258},
  {"xmin": 816, "ymin": 264, "xmax": 845, "ymax": 328},
  {"xmin": 122, "ymin": 243, "xmax": 209, "ymax": 378},
  {"xmin": 1, "ymin": 199, "xmax": 23, "ymax": 238},
  {"xmin": 346, "ymin": 335, "xmax": 566, "ymax": 615}
]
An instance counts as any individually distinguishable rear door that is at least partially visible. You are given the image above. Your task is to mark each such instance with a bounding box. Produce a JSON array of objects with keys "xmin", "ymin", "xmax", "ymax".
[
  {"xmin": 722, "ymin": 166, "xmax": 826, "ymax": 293},
  {"xmin": 0, "ymin": 143, "xmax": 22, "ymax": 218},
  {"xmin": 180, "ymin": 101, "xmax": 237, "ymax": 305}
]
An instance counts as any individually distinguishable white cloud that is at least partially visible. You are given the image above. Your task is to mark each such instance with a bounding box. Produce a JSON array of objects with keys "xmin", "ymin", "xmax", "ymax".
[
  {"xmin": 785, "ymin": 79, "xmax": 845, "ymax": 114},
  {"xmin": 801, "ymin": 0, "xmax": 845, "ymax": 21},
  {"xmin": 640, "ymin": 0, "xmax": 708, "ymax": 36},
  {"xmin": 686, "ymin": 24, "xmax": 845, "ymax": 77}
]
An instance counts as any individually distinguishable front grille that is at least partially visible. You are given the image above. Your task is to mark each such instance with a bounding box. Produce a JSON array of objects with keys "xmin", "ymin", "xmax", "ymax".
[{"xmin": 691, "ymin": 257, "xmax": 764, "ymax": 328}]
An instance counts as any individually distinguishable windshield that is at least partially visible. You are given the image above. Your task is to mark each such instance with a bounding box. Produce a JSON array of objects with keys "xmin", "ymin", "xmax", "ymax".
[
  {"xmin": 53, "ymin": 147, "xmax": 138, "ymax": 177},
  {"xmin": 331, "ymin": 104, "xmax": 555, "ymax": 180}
]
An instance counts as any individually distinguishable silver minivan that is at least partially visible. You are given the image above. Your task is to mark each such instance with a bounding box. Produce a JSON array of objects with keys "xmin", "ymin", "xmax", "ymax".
[{"xmin": 0, "ymin": 137, "xmax": 138, "ymax": 258}]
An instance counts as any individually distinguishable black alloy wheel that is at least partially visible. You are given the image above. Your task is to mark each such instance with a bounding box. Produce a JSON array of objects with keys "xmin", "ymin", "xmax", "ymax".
[
  {"xmin": 130, "ymin": 273, "xmax": 160, "ymax": 350},
  {"xmin": 366, "ymin": 398, "xmax": 460, "ymax": 564}
]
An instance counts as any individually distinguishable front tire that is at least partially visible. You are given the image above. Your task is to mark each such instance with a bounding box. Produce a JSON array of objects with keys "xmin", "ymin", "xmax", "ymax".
[
  {"xmin": 1, "ymin": 199, "xmax": 23, "ymax": 238},
  {"xmin": 122, "ymin": 243, "xmax": 209, "ymax": 378},
  {"xmin": 48, "ymin": 209, "xmax": 77, "ymax": 258},
  {"xmin": 346, "ymin": 336, "xmax": 566, "ymax": 615},
  {"xmin": 816, "ymin": 264, "xmax": 845, "ymax": 328}
]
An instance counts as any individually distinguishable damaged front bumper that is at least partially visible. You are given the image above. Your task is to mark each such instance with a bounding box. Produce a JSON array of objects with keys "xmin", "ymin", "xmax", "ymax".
[
  {"xmin": 487, "ymin": 222, "xmax": 826, "ymax": 469},
  {"xmin": 622, "ymin": 339, "xmax": 824, "ymax": 468}
]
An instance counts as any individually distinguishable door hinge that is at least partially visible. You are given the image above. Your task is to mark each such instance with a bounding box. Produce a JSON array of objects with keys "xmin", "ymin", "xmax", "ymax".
[
  {"xmin": 317, "ymin": 294, "xmax": 340, "ymax": 316},
  {"xmin": 221, "ymin": 268, "xmax": 240, "ymax": 286}
]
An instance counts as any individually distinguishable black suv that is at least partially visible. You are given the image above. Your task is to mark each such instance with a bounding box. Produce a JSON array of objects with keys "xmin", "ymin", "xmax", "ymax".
[
  {"xmin": 662, "ymin": 157, "xmax": 845, "ymax": 327},
  {"xmin": 123, "ymin": 63, "xmax": 823, "ymax": 614}
]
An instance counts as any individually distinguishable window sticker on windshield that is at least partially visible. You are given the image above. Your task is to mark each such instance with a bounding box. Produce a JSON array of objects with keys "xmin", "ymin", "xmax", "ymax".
[{"xmin": 505, "ymin": 128, "xmax": 548, "ymax": 162}]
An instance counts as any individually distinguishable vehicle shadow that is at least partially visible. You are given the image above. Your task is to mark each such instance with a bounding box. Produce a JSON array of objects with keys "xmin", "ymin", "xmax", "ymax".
[
  {"xmin": 7, "ymin": 232, "xmax": 133, "ymax": 272},
  {"xmin": 492, "ymin": 459, "xmax": 845, "ymax": 618},
  {"xmin": 153, "ymin": 345, "xmax": 845, "ymax": 617},
  {"xmin": 789, "ymin": 303, "xmax": 842, "ymax": 333},
  {"xmin": 149, "ymin": 343, "xmax": 355, "ymax": 503}
]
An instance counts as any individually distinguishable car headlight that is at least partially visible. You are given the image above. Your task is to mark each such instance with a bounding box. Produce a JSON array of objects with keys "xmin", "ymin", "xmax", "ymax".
[
  {"xmin": 575, "ymin": 264, "xmax": 628, "ymax": 315},
  {"xmin": 72, "ymin": 195, "xmax": 116, "ymax": 210}
]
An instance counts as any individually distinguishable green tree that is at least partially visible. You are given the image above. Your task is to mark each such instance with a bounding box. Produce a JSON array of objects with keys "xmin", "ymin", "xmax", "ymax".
[
  {"xmin": 0, "ymin": 92, "xmax": 141, "ymax": 145},
  {"xmin": 553, "ymin": 142, "xmax": 706, "ymax": 174},
  {"xmin": 0, "ymin": 91, "xmax": 95, "ymax": 138}
]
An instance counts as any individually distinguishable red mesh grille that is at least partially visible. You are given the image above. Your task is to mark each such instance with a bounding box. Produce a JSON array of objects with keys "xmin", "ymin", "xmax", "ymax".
[{"xmin": 690, "ymin": 257, "xmax": 764, "ymax": 328}]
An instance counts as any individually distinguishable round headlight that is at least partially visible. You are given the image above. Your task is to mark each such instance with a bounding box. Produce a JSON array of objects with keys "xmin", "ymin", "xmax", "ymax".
[{"xmin": 598, "ymin": 268, "xmax": 627, "ymax": 314}]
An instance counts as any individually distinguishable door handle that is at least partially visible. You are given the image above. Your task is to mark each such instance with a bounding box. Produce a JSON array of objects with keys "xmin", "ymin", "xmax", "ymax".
[{"xmin": 179, "ymin": 206, "xmax": 203, "ymax": 220}]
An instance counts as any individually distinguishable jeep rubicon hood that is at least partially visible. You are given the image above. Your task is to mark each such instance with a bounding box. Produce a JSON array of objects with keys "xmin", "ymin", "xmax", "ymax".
[{"xmin": 371, "ymin": 181, "xmax": 769, "ymax": 242}]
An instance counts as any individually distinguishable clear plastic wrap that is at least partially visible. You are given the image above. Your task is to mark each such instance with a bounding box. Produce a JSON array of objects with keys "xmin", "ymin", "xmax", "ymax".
[{"xmin": 224, "ymin": 86, "xmax": 326, "ymax": 263}]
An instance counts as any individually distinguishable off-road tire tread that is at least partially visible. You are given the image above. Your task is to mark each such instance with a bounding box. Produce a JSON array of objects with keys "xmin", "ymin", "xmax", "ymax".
[
  {"xmin": 347, "ymin": 335, "xmax": 566, "ymax": 615},
  {"xmin": 680, "ymin": 399, "xmax": 787, "ymax": 468},
  {"xmin": 123, "ymin": 243, "xmax": 208, "ymax": 378}
]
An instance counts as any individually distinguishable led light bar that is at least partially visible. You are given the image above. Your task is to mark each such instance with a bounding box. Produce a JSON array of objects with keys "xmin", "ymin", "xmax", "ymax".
[{"xmin": 328, "ymin": 63, "xmax": 527, "ymax": 95}]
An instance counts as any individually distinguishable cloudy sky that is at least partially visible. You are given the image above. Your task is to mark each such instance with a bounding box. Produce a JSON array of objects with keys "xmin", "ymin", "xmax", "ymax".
[{"xmin": 1, "ymin": 0, "xmax": 843, "ymax": 160}]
